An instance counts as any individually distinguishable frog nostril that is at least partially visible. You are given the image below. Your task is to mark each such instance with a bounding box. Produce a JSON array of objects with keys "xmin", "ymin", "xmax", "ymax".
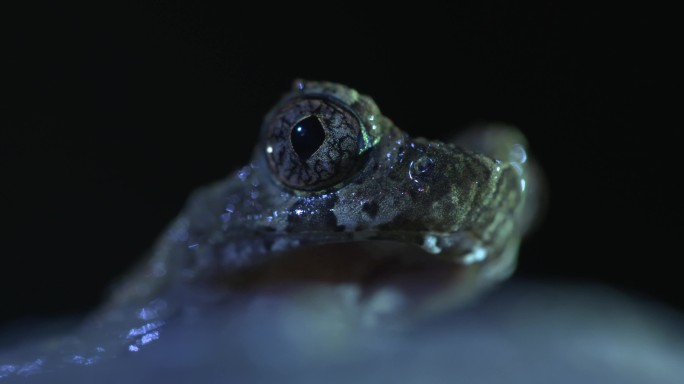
[{"xmin": 290, "ymin": 116, "xmax": 326, "ymax": 161}]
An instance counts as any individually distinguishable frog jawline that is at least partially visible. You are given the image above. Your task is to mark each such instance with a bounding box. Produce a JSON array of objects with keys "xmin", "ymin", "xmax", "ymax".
[
  {"xmin": 215, "ymin": 237, "xmax": 510, "ymax": 317},
  {"xmin": 223, "ymin": 233, "xmax": 496, "ymax": 291}
]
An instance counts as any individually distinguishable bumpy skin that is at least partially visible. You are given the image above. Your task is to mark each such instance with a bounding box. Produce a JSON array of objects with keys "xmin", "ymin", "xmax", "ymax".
[
  {"xmin": 112, "ymin": 80, "xmax": 531, "ymax": 305},
  {"xmin": 0, "ymin": 81, "xmax": 535, "ymax": 379}
]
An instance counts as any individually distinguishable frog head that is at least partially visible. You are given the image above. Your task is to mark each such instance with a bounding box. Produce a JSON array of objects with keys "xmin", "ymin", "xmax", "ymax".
[{"xmin": 161, "ymin": 80, "xmax": 532, "ymax": 311}]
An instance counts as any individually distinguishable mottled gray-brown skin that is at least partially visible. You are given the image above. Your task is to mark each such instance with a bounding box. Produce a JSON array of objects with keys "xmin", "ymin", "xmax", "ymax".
[
  {"xmin": 101, "ymin": 80, "xmax": 528, "ymax": 300},
  {"xmin": 110, "ymin": 80, "xmax": 533, "ymax": 310},
  {"xmin": 0, "ymin": 81, "xmax": 535, "ymax": 379}
]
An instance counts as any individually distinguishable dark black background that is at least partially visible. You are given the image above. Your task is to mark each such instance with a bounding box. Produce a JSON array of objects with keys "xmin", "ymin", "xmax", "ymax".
[{"xmin": 2, "ymin": 3, "xmax": 679, "ymax": 327}]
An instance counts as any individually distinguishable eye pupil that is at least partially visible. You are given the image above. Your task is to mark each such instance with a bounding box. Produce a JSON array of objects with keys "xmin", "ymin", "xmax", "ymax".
[
  {"xmin": 266, "ymin": 98, "xmax": 363, "ymax": 191},
  {"xmin": 290, "ymin": 116, "xmax": 326, "ymax": 161}
]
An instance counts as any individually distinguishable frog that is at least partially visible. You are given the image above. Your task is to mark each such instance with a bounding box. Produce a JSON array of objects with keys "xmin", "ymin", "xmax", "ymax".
[{"xmin": 0, "ymin": 80, "xmax": 537, "ymax": 381}]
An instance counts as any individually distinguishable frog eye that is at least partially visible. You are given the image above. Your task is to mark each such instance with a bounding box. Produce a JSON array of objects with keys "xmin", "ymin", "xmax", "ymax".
[{"xmin": 265, "ymin": 98, "xmax": 365, "ymax": 191}]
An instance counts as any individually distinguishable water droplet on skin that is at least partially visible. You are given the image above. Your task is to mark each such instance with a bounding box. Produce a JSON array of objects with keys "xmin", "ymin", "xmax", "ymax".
[
  {"xmin": 509, "ymin": 144, "xmax": 527, "ymax": 164},
  {"xmin": 238, "ymin": 167, "xmax": 250, "ymax": 181},
  {"xmin": 413, "ymin": 156, "xmax": 433, "ymax": 173},
  {"xmin": 462, "ymin": 246, "xmax": 487, "ymax": 265},
  {"xmin": 409, "ymin": 156, "xmax": 434, "ymax": 181},
  {"xmin": 422, "ymin": 235, "xmax": 441, "ymax": 254}
]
